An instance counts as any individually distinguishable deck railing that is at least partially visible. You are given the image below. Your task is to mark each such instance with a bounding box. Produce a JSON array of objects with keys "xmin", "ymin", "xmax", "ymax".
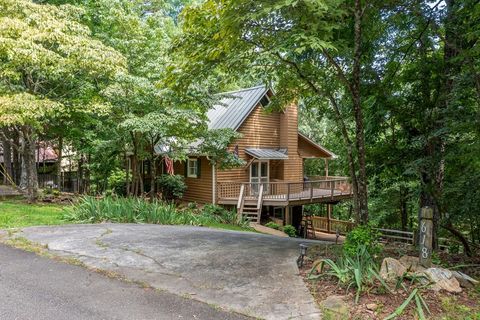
[
  {"xmin": 311, "ymin": 216, "xmax": 355, "ymax": 235},
  {"xmin": 217, "ymin": 177, "xmax": 352, "ymax": 202}
]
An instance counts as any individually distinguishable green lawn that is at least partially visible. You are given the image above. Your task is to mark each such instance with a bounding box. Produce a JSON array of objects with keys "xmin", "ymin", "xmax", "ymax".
[
  {"xmin": 0, "ymin": 199, "xmax": 254, "ymax": 232},
  {"xmin": 0, "ymin": 200, "xmax": 68, "ymax": 229}
]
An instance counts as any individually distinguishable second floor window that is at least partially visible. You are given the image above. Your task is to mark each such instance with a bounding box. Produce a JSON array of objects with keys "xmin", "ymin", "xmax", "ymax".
[{"xmin": 187, "ymin": 158, "xmax": 198, "ymax": 178}]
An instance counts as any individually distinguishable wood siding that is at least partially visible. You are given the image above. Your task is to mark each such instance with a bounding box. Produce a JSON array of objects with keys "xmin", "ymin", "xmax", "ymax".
[
  {"xmin": 173, "ymin": 156, "xmax": 212, "ymax": 203},
  {"xmin": 298, "ymin": 135, "xmax": 332, "ymax": 158},
  {"xmin": 217, "ymin": 103, "xmax": 304, "ymax": 183},
  {"xmin": 217, "ymin": 103, "xmax": 281, "ymax": 183},
  {"xmin": 279, "ymin": 104, "xmax": 303, "ymax": 182}
]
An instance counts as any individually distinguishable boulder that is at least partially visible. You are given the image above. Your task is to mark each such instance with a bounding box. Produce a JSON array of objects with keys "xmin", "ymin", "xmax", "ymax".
[
  {"xmin": 380, "ymin": 258, "xmax": 407, "ymax": 282},
  {"xmin": 422, "ymin": 268, "xmax": 462, "ymax": 293},
  {"xmin": 320, "ymin": 295, "xmax": 349, "ymax": 320},
  {"xmin": 399, "ymin": 255, "xmax": 426, "ymax": 272},
  {"xmin": 451, "ymin": 270, "xmax": 479, "ymax": 288}
]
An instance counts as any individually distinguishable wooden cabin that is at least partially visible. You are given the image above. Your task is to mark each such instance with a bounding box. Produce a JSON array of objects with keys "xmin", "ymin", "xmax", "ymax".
[{"xmin": 169, "ymin": 86, "xmax": 353, "ymax": 230}]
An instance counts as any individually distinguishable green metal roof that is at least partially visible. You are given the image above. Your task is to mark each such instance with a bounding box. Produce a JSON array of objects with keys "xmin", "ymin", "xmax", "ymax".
[{"xmin": 207, "ymin": 86, "xmax": 269, "ymax": 130}]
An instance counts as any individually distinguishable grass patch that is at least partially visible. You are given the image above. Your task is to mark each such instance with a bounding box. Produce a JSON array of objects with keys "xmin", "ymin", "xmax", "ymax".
[{"xmin": 0, "ymin": 200, "xmax": 67, "ymax": 229}]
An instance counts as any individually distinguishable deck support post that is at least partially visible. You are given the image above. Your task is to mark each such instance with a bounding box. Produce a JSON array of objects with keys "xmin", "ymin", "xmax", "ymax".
[
  {"xmin": 327, "ymin": 204, "xmax": 332, "ymax": 233},
  {"xmin": 285, "ymin": 205, "xmax": 292, "ymax": 226}
]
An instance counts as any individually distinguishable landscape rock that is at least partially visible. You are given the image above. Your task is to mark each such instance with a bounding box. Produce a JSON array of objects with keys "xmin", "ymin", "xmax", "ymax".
[
  {"xmin": 422, "ymin": 268, "xmax": 462, "ymax": 293},
  {"xmin": 380, "ymin": 258, "xmax": 407, "ymax": 282},
  {"xmin": 451, "ymin": 271, "xmax": 479, "ymax": 288},
  {"xmin": 399, "ymin": 255, "xmax": 426, "ymax": 272},
  {"xmin": 320, "ymin": 295, "xmax": 349, "ymax": 320},
  {"xmin": 366, "ymin": 303, "xmax": 377, "ymax": 311}
]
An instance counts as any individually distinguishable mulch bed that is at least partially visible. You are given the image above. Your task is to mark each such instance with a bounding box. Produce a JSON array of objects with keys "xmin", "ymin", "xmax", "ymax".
[{"xmin": 300, "ymin": 243, "xmax": 480, "ymax": 319}]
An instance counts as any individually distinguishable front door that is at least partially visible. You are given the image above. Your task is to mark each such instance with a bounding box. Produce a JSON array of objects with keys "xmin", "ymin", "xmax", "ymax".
[{"xmin": 250, "ymin": 161, "xmax": 269, "ymax": 195}]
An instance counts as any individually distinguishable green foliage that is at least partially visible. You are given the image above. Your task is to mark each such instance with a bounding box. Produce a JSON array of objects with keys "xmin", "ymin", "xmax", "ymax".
[
  {"xmin": 201, "ymin": 204, "xmax": 242, "ymax": 226},
  {"xmin": 265, "ymin": 222, "xmax": 280, "ymax": 230},
  {"xmin": 198, "ymin": 129, "xmax": 245, "ymax": 169},
  {"xmin": 157, "ymin": 174, "xmax": 187, "ymax": 200},
  {"xmin": 282, "ymin": 225, "xmax": 297, "ymax": 237},
  {"xmin": 343, "ymin": 225, "xmax": 381, "ymax": 258},
  {"xmin": 107, "ymin": 169, "xmax": 128, "ymax": 196},
  {"xmin": 309, "ymin": 245, "xmax": 389, "ymax": 304},
  {"xmin": 65, "ymin": 196, "xmax": 249, "ymax": 228}
]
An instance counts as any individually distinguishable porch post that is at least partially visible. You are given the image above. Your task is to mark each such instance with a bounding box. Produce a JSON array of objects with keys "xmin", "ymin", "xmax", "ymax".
[
  {"xmin": 325, "ymin": 159, "xmax": 329, "ymax": 178},
  {"xmin": 212, "ymin": 164, "xmax": 216, "ymax": 204},
  {"xmin": 285, "ymin": 205, "xmax": 292, "ymax": 226}
]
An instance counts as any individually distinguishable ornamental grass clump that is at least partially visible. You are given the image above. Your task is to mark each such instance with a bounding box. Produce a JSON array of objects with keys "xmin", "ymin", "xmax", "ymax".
[
  {"xmin": 65, "ymin": 196, "xmax": 248, "ymax": 228},
  {"xmin": 309, "ymin": 245, "xmax": 390, "ymax": 303}
]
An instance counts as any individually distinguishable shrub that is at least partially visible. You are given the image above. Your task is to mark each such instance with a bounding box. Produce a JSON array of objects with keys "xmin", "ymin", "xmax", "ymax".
[
  {"xmin": 107, "ymin": 169, "xmax": 127, "ymax": 196},
  {"xmin": 283, "ymin": 224, "xmax": 297, "ymax": 237},
  {"xmin": 343, "ymin": 225, "xmax": 382, "ymax": 257},
  {"xmin": 202, "ymin": 203, "xmax": 228, "ymax": 216},
  {"xmin": 157, "ymin": 174, "xmax": 187, "ymax": 200},
  {"xmin": 265, "ymin": 222, "xmax": 280, "ymax": 230},
  {"xmin": 201, "ymin": 204, "xmax": 246, "ymax": 226}
]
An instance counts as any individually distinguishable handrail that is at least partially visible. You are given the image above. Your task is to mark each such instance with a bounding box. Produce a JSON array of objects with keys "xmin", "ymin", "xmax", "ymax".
[
  {"xmin": 237, "ymin": 184, "xmax": 245, "ymax": 211},
  {"xmin": 256, "ymin": 184, "xmax": 264, "ymax": 210}
]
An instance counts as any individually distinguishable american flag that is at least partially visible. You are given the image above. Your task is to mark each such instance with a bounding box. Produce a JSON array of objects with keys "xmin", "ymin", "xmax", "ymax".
[
  {"xmin": 165, "ymin": 156, "xmax": 174, "ymax": 175},
  {"xmin": 234, "ymin": 145, "xmax": 239, "ymax": 158}
]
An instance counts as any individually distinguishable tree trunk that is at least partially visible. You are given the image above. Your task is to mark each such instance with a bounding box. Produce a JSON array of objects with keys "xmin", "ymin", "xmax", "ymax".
[
  {"xmin": 1, "ymin": 131, "xmax": 13, "ymax": 185},
  {"xmin": 125, "ymin": 152, "xmax": 130, "ymax": 196},
  {"xmin": 400, "ymin": 186, "xmax": 408, "ymax": 231},
  {"xmin": 12, "ymin": 131, "xmax": 21, "ymax": 185},
  {"xmin": 78, "ymin": 154, "xmax": 84, "ymax": 194},
  {"xmin": 56, "ymin": 136, "xmax": 63, "ymax": 190},
  {"xmin": 352, "ymin": 0, "xmax": 369, "ymax": 224},
  {"xmin": 19, "ymin": 126, "xmax": 38, "ymax": 202},
  {"xmin": 443, "ymin": 221, "xmax": 472, "ymax": 257}
]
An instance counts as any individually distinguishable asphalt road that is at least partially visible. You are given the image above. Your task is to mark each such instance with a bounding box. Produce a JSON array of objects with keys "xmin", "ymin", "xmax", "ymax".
[{"xmin": 0, "ymin": 244, "xmax": 249, "ymax": 320}]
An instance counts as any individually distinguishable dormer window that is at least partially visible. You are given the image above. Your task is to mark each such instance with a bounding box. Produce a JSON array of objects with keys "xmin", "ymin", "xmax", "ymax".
[{"xmin": 260, "ymin": 94, "xmax": 270, "ymax": 107}]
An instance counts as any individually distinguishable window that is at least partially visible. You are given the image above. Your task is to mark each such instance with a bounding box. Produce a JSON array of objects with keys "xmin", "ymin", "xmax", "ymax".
[
  {"xmin": 187, "ymin": 158, "xmax": 198, "ymax": 178},
  {"xmin": 260, "ymin": 94, "xmax": 270, "ymax": 107}
]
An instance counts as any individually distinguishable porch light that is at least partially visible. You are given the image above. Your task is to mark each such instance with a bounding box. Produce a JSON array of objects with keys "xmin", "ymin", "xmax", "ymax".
[{"xmin": 297, "ymin": 243, "xmax": 309, "ymax": 268}]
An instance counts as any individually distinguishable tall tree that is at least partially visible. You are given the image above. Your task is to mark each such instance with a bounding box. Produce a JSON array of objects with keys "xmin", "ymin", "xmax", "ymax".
[{"xmin": 0, "ymin": 0, "xmax": 126, "ymax": 200}]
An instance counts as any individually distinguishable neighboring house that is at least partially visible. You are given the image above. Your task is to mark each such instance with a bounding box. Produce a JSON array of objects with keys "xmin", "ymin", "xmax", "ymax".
[
  {"xmin": 0, "ymin": 143, "xmax": 58, "ymax": 185},
  {"xmin": 0, "ymin": 143, "xmax": 78, "ymax": 191},
  {"xmin": 169, "ymin": 86, "xmax": 353, "ymax": 230}
]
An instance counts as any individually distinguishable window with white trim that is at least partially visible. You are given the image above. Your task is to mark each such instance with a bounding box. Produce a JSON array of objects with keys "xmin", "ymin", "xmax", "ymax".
[{"xmin": 187, "ymin": 158, "xmax": 198, "ymax": 178}]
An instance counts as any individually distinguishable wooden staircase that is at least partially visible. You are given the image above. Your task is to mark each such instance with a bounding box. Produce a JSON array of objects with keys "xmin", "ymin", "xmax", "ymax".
[{"xmin": 237, "ymin": 184, "xmax": 264, "ymax": 224}]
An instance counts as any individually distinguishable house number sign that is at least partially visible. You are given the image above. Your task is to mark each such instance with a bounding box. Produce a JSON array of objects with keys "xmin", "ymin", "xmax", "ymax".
[{"xmin": 419, "ymin": 207, "xmax": 433, "ymax": 268}]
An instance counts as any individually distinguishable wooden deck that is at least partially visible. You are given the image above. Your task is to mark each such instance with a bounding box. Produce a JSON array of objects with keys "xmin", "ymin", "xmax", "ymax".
[{"xmin": 217, "ymin": 177, "xmax": 353, "ymax": 206}]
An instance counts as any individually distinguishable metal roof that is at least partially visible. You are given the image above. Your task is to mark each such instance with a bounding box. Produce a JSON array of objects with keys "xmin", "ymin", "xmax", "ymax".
[
  {"xmin": 245, "ymin": 148, "xmax": 288, "ymax": 160},
  {"xmin": 207, "ymin": 85, "xmax": 269, "ymax": 130}
]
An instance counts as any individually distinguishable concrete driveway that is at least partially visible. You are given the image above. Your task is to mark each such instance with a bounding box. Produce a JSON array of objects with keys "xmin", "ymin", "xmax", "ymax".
[{"xmin": 6, "ymin": 224, "xmax": 323, "ymax": 319}]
